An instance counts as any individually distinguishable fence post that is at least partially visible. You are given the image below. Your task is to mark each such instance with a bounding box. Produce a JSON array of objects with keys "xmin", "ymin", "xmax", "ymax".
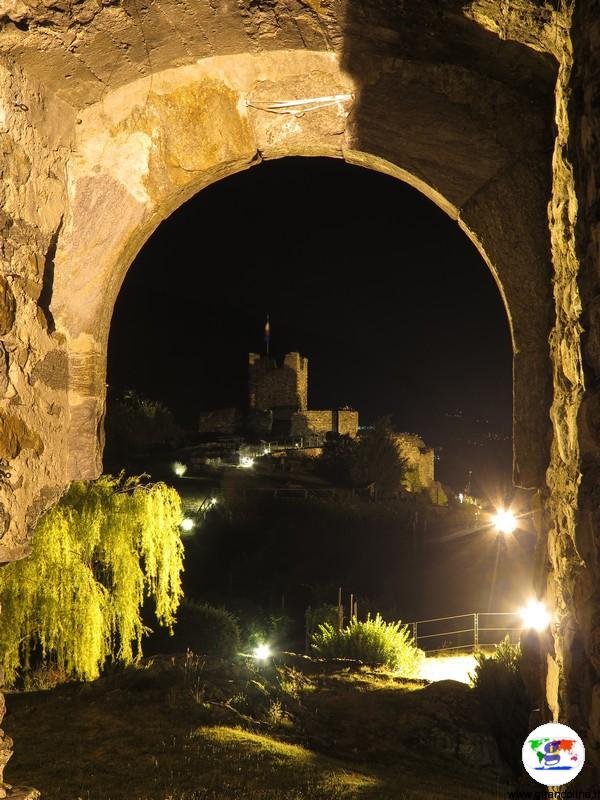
[
  {"xmin": 474, "ymin": 612, "xmax": 479, "ymax": 653},
  {"xmin": 413, "ymin": 621, "xmax": 418, "ymax": 647}
]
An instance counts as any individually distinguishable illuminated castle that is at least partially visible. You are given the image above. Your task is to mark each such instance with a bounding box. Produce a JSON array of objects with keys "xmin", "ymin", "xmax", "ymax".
[
  {"xmin": 198, "ymin": 351, "xmax": 358, "ymax": 439},
  {"xmin": 248, "ymin": 351, "xmax": 358, "ymax": 439}
]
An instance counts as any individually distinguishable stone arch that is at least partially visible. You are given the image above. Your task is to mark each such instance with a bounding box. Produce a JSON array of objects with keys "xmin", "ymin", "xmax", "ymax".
[
  {"xmin": 7, "ymin": 2, "xmax": 592, "ymax": 791},
  {"xmin": 49, "ymin": 49, "xmax": 553, "ymax": 493}
]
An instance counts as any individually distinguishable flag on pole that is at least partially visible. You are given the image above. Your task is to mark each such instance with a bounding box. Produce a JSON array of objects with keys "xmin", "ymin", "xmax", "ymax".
[{"xmin": 264, "ymin": 315, "xmax": 271, "ymax": 354}]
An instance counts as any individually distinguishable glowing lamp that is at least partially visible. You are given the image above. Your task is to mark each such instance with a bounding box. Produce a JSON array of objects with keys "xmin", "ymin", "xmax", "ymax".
[
  {"xmin": 240, "ymin": 456, "xmax": 255, "ymax": 469},
  {"xmin": 253, "ymin": 643, "xmax": 272, "ymax": 661},
  {"xmin": 180, "ymin": 517, "xmax": 194, "ymax": 532},
  {"xmin": 173, "ymin": 462, "xmax": 187, "ymax": 478},
  {"xmin": 493, "ymin": 508, "xmax": 517, "ymax": 534},
  {"xmin": 520, "ymin": 599, "xmax": 551, "ymax": 632}
]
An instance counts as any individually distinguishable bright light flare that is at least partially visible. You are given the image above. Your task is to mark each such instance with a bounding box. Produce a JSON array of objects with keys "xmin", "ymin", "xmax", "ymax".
[
  {"xmin": 240, "ymin": 456, "xmax": 255, "ymax": 469},
  {"xmin": 173, "ymin": 462, "xmax": 187, "ymax": 477},
  {"xmin": 419, "ymin": 653, "xmax": 477, "ymax": 685},
  {"xmin": 520, "ymin": 599, "xmax": 551, "ymax": 632},
  {"xmin": 253, "ymin": 643, "xmax": 272, "ymax": 661},
  {"xmin": 492, "ymin": 508, "xmax": 517, "ymax": 535},
  {"xmin": 180, "ymin": 517, "xmax": 194, "ymax": 532}
]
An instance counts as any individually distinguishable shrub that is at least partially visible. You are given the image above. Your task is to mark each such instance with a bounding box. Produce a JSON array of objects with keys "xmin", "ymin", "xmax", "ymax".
[
  {"xmin": 310, "ymin": 613, "xmax": 423, "ymax": 675},
  {"xmin": 305, "ymin": 604, "xmax": 339, "ymax": 646},
  {"xmin": 472, "ymin": 637, "xmax": 530, "ymax": 774},
  {"xmin": 157, "ymin": 600, "xmax": 241, "ymax": 660},
  {"xmin": 105, "ymin": 390, "xmax": 181, "ymax": 454}
]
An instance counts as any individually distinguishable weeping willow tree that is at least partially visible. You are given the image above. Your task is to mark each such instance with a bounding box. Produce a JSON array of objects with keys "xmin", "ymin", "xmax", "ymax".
[{"xmin": 0, "ymin": 474, "xmax": 184, "ymax": 686}]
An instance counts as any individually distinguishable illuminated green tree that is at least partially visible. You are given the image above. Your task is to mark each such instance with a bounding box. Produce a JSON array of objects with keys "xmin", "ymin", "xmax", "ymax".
[{"xmin": 0, "ymin": 474, "xmax": 184, "ymax": 686}]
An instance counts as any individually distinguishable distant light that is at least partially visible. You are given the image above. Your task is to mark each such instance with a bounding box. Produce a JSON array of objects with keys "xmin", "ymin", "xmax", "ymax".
[
  {"xmin": 210, "ymin": 497, "xmax": 218, "ymax": 506},
  {"xmin": 520, "ymin": 599, "xmax": 551, "ymax": 632},
  {"xmin": 419, "ymin": 653, "xmax": 477, "ymax": 685},
  {"xmin": 173, "ymin": 462, "xmax": 187, "ymax": 477},
  {"xmin": 240, "ymin": 456, "xmax": 254, "ymax": 469},
  {"xmin": 180, "ymin": 517, "xmax": 194, "ymax": 532},
  {"xmin": 458, "ymin": 493, "xmax": 464, "ymax": 503},
  {"xmin": 253, "ymin": 643, "xmax": 271, "ymax": 661},
  {"xmin": 493, "ymin": 508, "xmax": 517, "ymax": 534}
]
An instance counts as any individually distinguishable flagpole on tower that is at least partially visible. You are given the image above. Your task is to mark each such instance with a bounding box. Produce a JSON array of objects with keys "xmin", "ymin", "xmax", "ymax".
[{"xmin": 264, "ymin": 315, "xmax": 271, "ymax": 356}]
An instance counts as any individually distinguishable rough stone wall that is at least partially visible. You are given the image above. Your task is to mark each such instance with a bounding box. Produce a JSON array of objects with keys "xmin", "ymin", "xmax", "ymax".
[
  {"xmin": 248, "ymin": 352, "xmax": 307, "ymax": 413},
  {"xmin": 282, "ymin": 353, "xmax": 308, "ymax": 411},
  {"xmin": 290, "ymin": 410, "xmax": 333, "ymax": 438},
  {"xmin": 336, "ymin": 409, "xmax": 359, "ymax": 438},
  {"xmin": 477, "ymin": 0, "xmax": 600, "ymax": 784},
  {"xmin": 572, "ymin": 6, "xmax": 600, "ymax": 765},
  {"xmin": 0, "ymin": 63, "xmax": 72, "ymax": 565},
  {"xmin": 0, "ymin": 61, "xmax": 71, "ymax": 798},
  {"xmin": 392, "ymin": 434, "xmax": 435, "ymax": 491},
  {"xmin": 541, "ymin": 0, "xmax": 600, "ymax": 783},
  {"xmin": 290, "ymin": 409, "xmax": 358, "ymax": 438}
]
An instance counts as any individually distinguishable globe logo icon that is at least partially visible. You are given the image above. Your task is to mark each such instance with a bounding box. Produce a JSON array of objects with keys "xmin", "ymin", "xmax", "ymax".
[{"xmin": 522, "ymin": 722, "xmax": 585, "ymax": 786}]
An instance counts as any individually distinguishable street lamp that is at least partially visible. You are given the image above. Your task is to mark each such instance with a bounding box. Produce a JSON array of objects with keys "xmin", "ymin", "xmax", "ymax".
[
  {"xmin": 519, "ymin": 599, "xmax": 551, "ymax": 631},
  {"xmin": 253, "ymin": 643, "xmax": 272, "ymax": 661},
  {"xmin": 492, "ymin": 508, "xmax": 517, "ymax": 535},
  {"xmin": 180, "ymin": 517, "xmax": 194, "ymax": 533}
]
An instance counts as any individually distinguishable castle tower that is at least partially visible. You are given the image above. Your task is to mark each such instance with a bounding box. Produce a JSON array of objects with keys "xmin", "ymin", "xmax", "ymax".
[{"xmin": 248, "ymin": 352, "xmax": 308, "ymax": 413}]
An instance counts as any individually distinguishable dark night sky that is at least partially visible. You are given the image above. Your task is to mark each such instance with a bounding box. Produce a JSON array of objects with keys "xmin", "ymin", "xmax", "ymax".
[{"xmin": 108, "ymin": 157, "xmax": 513, "ymax": 492}]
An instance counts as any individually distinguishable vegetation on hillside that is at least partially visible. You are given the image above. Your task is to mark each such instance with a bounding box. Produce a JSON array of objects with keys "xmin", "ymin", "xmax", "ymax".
[
  {"xmin": 472, "ymin": 637, "xmax": 530, "ymax": 774},
  {"xmin": 319, "ymin": 416, "xmax": 406, "ymax": 491},
  {"xmin": 182, "ymin": 497, "xmax": 434, "ymax": 645},
  {"xmin": 148, "ymin": 599, "xmax": 241, "ymax": 660},
  {"xmin": 6, "ymin": 653, "xmax": 510, "ymax": 800},
  {"xmin": 105, "ymin": 390, "xmax": 182, "ymax": 455}
]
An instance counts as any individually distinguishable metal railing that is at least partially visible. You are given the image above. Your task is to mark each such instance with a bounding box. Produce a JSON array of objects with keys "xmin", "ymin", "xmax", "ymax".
[{"xmin": 410, "ymin": 611, "xmax": 523, "ymax": 654}]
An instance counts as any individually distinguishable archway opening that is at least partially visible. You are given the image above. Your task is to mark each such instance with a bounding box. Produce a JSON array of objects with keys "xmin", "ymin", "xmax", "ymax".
[{"xmin": 105, "ymin": 156, "xmax": 531, "ymax": 629}]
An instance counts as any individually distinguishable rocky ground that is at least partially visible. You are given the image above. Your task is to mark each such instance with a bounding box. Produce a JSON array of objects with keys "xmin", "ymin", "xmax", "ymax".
[{"xmin": 4, "ymin": 653, "xmax": 513, "ymax": 799}]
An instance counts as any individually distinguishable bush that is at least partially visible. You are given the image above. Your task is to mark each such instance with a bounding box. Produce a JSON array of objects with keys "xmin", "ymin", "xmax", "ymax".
[
  {"xmin": 472, "ymin": 637, "xmax": 530, "ymax": 774},
  {"xmin": 155, "ymin": 600, "xmax": 241, "ymax": 660},
  {"xmin": 305, "ymin": 604, "xmax": 339, "ymax": 647},
  {"xmin": 105, "ymin": 390, "xmax": 181, "ymax": 454},
  {"xmin": 310, "ymin": 613, "xmax": 423, "ymax": 675}
]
